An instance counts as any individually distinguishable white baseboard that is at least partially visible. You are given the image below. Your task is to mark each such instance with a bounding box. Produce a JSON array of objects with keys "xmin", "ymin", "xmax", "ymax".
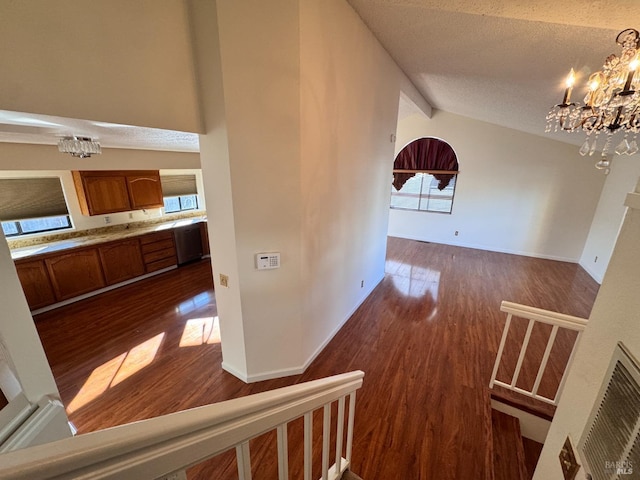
[
  {"xmin": 224, "ymin": 273, "xmax": 384, "ymax": 384},
  {"xmin": 388, "ymin": 234, "xmax": 579, "ymax": 263},
  {"xmin": 578, "ymin": 260, "xmax": 604, "ymax": 284}
]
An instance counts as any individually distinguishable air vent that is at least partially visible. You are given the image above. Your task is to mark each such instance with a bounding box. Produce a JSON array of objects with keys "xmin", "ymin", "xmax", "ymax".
[{"xmin": 580, "ymin": 343, "xmax": 640, "ymax": 479}]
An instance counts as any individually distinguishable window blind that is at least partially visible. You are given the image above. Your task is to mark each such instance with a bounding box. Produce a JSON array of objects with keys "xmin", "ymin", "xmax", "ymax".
[
  {"xmin": 160, "ymin": 175, "xmax": 197, "ymax": 197},
  {"xmin": 0, "ymin": 177, "xmax": 69, "ymax": 221}
]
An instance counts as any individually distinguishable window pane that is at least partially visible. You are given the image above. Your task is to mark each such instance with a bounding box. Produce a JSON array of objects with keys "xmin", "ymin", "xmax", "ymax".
[
  {"xmin": 2, "ymin": 222, "xmax": 19, "ymax": 236},
  {"xmin": 391, "ymin": 173, "xmax": 456, "ymax": 214},
  {"xmin": 164, "ymin": 197, "xmax": 181, "ymax": 213},
  {"xmin": 390, "ymin": 174, "xmax": 423, "ymax": 210},
  {"xmin": 179, "ymin": 195, "xmax": 198, "ymax": 211},
  {"xmin": 19, "ymin": 216, "xmax": 71, "ymax": 233}
]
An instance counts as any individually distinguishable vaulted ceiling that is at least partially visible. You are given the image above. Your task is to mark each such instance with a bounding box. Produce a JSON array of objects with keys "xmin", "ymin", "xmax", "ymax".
[
  {"xmin": 347, "ymin": 0, "xmax": 637, "ymax": 147},
  {"xmin": 0, "ymin": 1, "xmax": 635, "ymax": 152}
]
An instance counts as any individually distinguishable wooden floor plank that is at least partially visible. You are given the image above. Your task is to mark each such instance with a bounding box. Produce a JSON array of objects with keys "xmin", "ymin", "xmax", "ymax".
[
  {"xmin": 32, "ymin": 238, "xmax": 599, "ymax": 479},
  {"xmin": 522, "ymin": 437, "xmax": 544, "ymax": 480},
  {"xmin": 491, "ymin": 410, "xmax": 528, "ymax": 480}
]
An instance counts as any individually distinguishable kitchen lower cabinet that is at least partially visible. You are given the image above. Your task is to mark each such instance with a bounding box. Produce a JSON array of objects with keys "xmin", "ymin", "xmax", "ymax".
[
  {"xmin": 15, "ymin": 259, "xmax": 56, "ymax": 310},
  {"xmin": 140, "ymin": 230, "xmax": 177, "ymax": 273},
  {"xmin": 45, "ymin": 248, "xmax": 106, "ymax": 301},
  {"xmin": 98, "ymin": 239, "xmax": 145, "ymax": 285}
]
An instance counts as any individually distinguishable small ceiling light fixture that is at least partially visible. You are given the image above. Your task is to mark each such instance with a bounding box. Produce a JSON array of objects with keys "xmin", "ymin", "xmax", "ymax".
[
  {"xmin": 57, "ymin": 136, "xmax": 102, "ymax": 158},
  {"xmin": 546, "ymin": 28, "xmax": 640, "ymax": 167}
]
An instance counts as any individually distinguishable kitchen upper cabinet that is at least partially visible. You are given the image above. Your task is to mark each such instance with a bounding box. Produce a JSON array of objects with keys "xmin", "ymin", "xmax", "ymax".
[
  {"xmin": 126, "ymin": 174, "xmax": 163, "ymax": 210},
  {"xmin": 72, "ymin": 171, "xmax": 164, "ymax": 216},
  {"xmin": 15, "ymin": 259, "xmax": 56, "ymax": 310},
  {"xmin": 45, "ymin": 248, "xmax": 106, "ymax": 301},
  {"xmin": 98, "ymin": 239, "xmax": 145, "ymax": 285},
  {"xmin": 73, "ymin": 173, "xmax": 131, "ymax": 215}
]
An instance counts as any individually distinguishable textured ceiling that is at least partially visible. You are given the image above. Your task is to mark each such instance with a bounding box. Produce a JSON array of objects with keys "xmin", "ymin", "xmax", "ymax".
[
  {"xmin": 0, "ymin": 110, "xmax": 199, "ymax": 153},
  {"xmin": 1, "ymin": 2, "xmax": 635, "ymax": 152},
  {"xmin": 347, "ymin": 0, "xmax": 637, "ymax": 147}
]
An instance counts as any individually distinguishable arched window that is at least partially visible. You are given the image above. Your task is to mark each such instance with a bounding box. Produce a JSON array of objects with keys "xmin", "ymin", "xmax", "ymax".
[{"xmin": 390, "ymin": 137, "xmax": 459, "ymax": 214}]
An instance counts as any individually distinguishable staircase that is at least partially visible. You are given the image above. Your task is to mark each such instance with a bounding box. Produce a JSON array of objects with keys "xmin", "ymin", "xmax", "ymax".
[
  {"xmin": 0, "ymin": 371, "xmax": 365, "ymax": 480},
  {"xmin": 490, "ymin": 409, "xmax": 542, "ymax": 480},
  {"xmin": 487, "ymin": 300, "xmax": 588, "ymax": 480}
]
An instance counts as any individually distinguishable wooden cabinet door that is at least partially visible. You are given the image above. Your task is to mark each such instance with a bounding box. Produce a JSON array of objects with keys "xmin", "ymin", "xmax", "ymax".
[
  {"xmin": 46, "ymin": 248, "xmax": 106, "ymax": 301},
  {"xmin": 15, "ymin": 259, "xmax": 56, "ymax": 310},
  {"xmin": 82, "ymin": 175, "xmax": 131, "ymax": 215},
  {"xmin": 98, "ymin": 239, "xmax": 145, "ymax": 285},
  {"xmin": 127, "ymin": 174, "xmax": 164, "ymax": 210}
]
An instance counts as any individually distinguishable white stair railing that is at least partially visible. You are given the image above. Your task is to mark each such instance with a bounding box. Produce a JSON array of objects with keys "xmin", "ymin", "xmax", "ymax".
[
  {"xmin": 489, "ymin": 301, "xmax": 588, "ymax": 406},
  {"xmin": 0, "ymin": 371, "xmax": 364, "ymax": 480}
]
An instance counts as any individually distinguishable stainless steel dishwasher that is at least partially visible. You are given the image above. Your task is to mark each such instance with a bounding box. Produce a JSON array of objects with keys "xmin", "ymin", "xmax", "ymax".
[{"xmin": 173, "ymin": 223, "xmax": 204, "ymax": 265}]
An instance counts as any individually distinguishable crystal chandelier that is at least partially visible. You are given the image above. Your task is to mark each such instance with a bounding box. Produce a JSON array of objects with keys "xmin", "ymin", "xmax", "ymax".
[
  {"xmin": 57, "ymin": 136, "xmax": 102, "ymax": 158},
  {"xmin": 546, "ymin": 28, "xmax": 640, "ymax": 169}
]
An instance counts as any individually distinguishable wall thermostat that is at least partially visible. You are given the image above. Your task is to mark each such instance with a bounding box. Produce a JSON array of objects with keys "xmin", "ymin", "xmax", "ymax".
[{"xmin": 256, "ymin": 252, "xmax": 280, "ymax": 270}]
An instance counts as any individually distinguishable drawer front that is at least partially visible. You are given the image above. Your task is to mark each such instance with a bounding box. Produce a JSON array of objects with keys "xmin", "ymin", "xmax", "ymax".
[
  {"xmin": 143, "ymin": 247, "xmax": 176, "ymax": 264},
  {"xmin": 141, "ymin": 238, "xmax": 175, "ymax": 255},
  {"xmin": 145, "ymin": 256, "xmax": 177, "ymax": 273},
  {"xmin": 139, "ymin": 230, "xmax": 174, "ymax": 245}
]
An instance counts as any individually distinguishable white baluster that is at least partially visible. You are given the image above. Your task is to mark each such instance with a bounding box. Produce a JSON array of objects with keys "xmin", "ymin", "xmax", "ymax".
[
  {"xmin": 277, "ymin": 423, "xmax": 289, "ymax": 480},
  {"xmin": 335, "ymin": 396, "xmax": 345, "ymax": 473},
  {"xmin": 236, "ymin": 441, "xmax": 252, "ymax": 480},
  {"xmin": 346, "ymin": 392, "xmax": 356, "ymax": 464},
  {"xmin": 511, "ymin": 318, "xmax": 535, "ymax": 387},
  {"xmin": 322, "ymin": 403, "xmax": 331, "ymax": 480},
  {"xmin": 531, "ymin": 325, "xmax": 559, "ymax": 397},
  {"xmin": 554, "ymin": 330, "xmax": 584, "ymax": 405},
  {"xmin": 489, "ymin": 313, "xmax": 512, "ymax": 388},
  {"xmin": 304, "ymin": 412, "xmax": 312, "ymax": 480}
]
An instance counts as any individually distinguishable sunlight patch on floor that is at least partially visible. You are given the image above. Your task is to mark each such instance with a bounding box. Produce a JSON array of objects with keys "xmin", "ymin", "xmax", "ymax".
[
  {"xmin": 176, "ymin": 292, "xmax": 212, "ymax": 316},
  {"xmin": 385, "ymin": 259, "xmax": 441, "ymax": 300},
  {"xmin": 66, "ymin": 333, "xmax": 165, "ymax": 414},
  {"xmin": 179, "ymin": 316, "xmax": 220, "ymax": 347}
]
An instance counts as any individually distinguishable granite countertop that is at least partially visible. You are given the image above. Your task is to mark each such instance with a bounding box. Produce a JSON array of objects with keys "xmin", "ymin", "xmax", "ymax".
[{"xmin": 10, "ymin": 217, "xmax": 206, "ymax": 260}]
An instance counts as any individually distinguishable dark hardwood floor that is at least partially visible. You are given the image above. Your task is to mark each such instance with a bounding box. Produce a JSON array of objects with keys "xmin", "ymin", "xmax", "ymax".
[{"xmin": 33, "ymin": 237, "xmax": 599, "ymax": 479}]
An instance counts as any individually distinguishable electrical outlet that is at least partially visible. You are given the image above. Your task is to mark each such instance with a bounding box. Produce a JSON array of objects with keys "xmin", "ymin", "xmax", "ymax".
[
  {"xmin": 104, "ymin": 216, "xmax": 111, "ymax": 224},
  {"xmin": 219, "ymin": 274, "xmax": 229, "ymax": 288},
  {"xmin": 128, "ymin": 213, "xmax": 133, "ymax": 219}
]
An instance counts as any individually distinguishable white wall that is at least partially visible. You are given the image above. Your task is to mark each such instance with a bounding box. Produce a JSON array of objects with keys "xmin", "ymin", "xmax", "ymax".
[
  {"xmin": 299, "ymin": 0, "xmax": 400, "ymax": 366},
  {"xmin": 0, "ymin": 0, "xmax": 200, "ymax": 133},
  {"xmin": 389, "ymin": 111, "xmax": 606, "ymax": 261},
  {"xmin": 188, "ymin": 0, "xmax": 249, "ymax": 378},
  {"xmin": 0, "ymin": 143, "xmax": 203, "ymax": 239},
  {"xmin": 191, "ymin": 0, "xmax": 410, "ymax": 381},
  {"xmin": 215, "ymin": 0, "xmax": 304, "ymax": 380},
  {"xmin": 579, "ymin": 154, "xmax": 640, "ymax": 283},
  {"xmin": 534, "ymin": 181, "xmax": 640, "ymax": 479}
]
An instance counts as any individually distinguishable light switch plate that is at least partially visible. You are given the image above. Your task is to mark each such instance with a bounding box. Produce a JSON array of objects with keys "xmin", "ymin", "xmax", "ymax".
[{"xmin": 559, "ymin": 435, "xmax": 580, "ymax": 480}]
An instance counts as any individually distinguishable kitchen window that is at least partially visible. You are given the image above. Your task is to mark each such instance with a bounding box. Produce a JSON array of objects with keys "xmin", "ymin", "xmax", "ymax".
[
  {"xmin": 163, "ymin": 194, "xmax": 199, "ymax": 213},
  {"xmin": 0, "ymin": 177, "xmax": 73, "ymax": 237},
  {"xmin": 160, "ymin": 174, "xmax": 199, "ymax": 214}
]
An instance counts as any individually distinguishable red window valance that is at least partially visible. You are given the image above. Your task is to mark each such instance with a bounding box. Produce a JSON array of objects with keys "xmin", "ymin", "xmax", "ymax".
[{"xmin": 393, "ymin": 138, "xmax": 458, "ymax": 191}]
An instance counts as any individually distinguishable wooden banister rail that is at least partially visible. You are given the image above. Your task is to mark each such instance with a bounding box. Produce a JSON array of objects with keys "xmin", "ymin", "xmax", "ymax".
[
  {"xmin": 489, "ymin": 301, "xmax": 588, "ymax": 406},
  {"xmin": 0, "ymin": 371, "xmax": 364, "ymax": 480}
]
